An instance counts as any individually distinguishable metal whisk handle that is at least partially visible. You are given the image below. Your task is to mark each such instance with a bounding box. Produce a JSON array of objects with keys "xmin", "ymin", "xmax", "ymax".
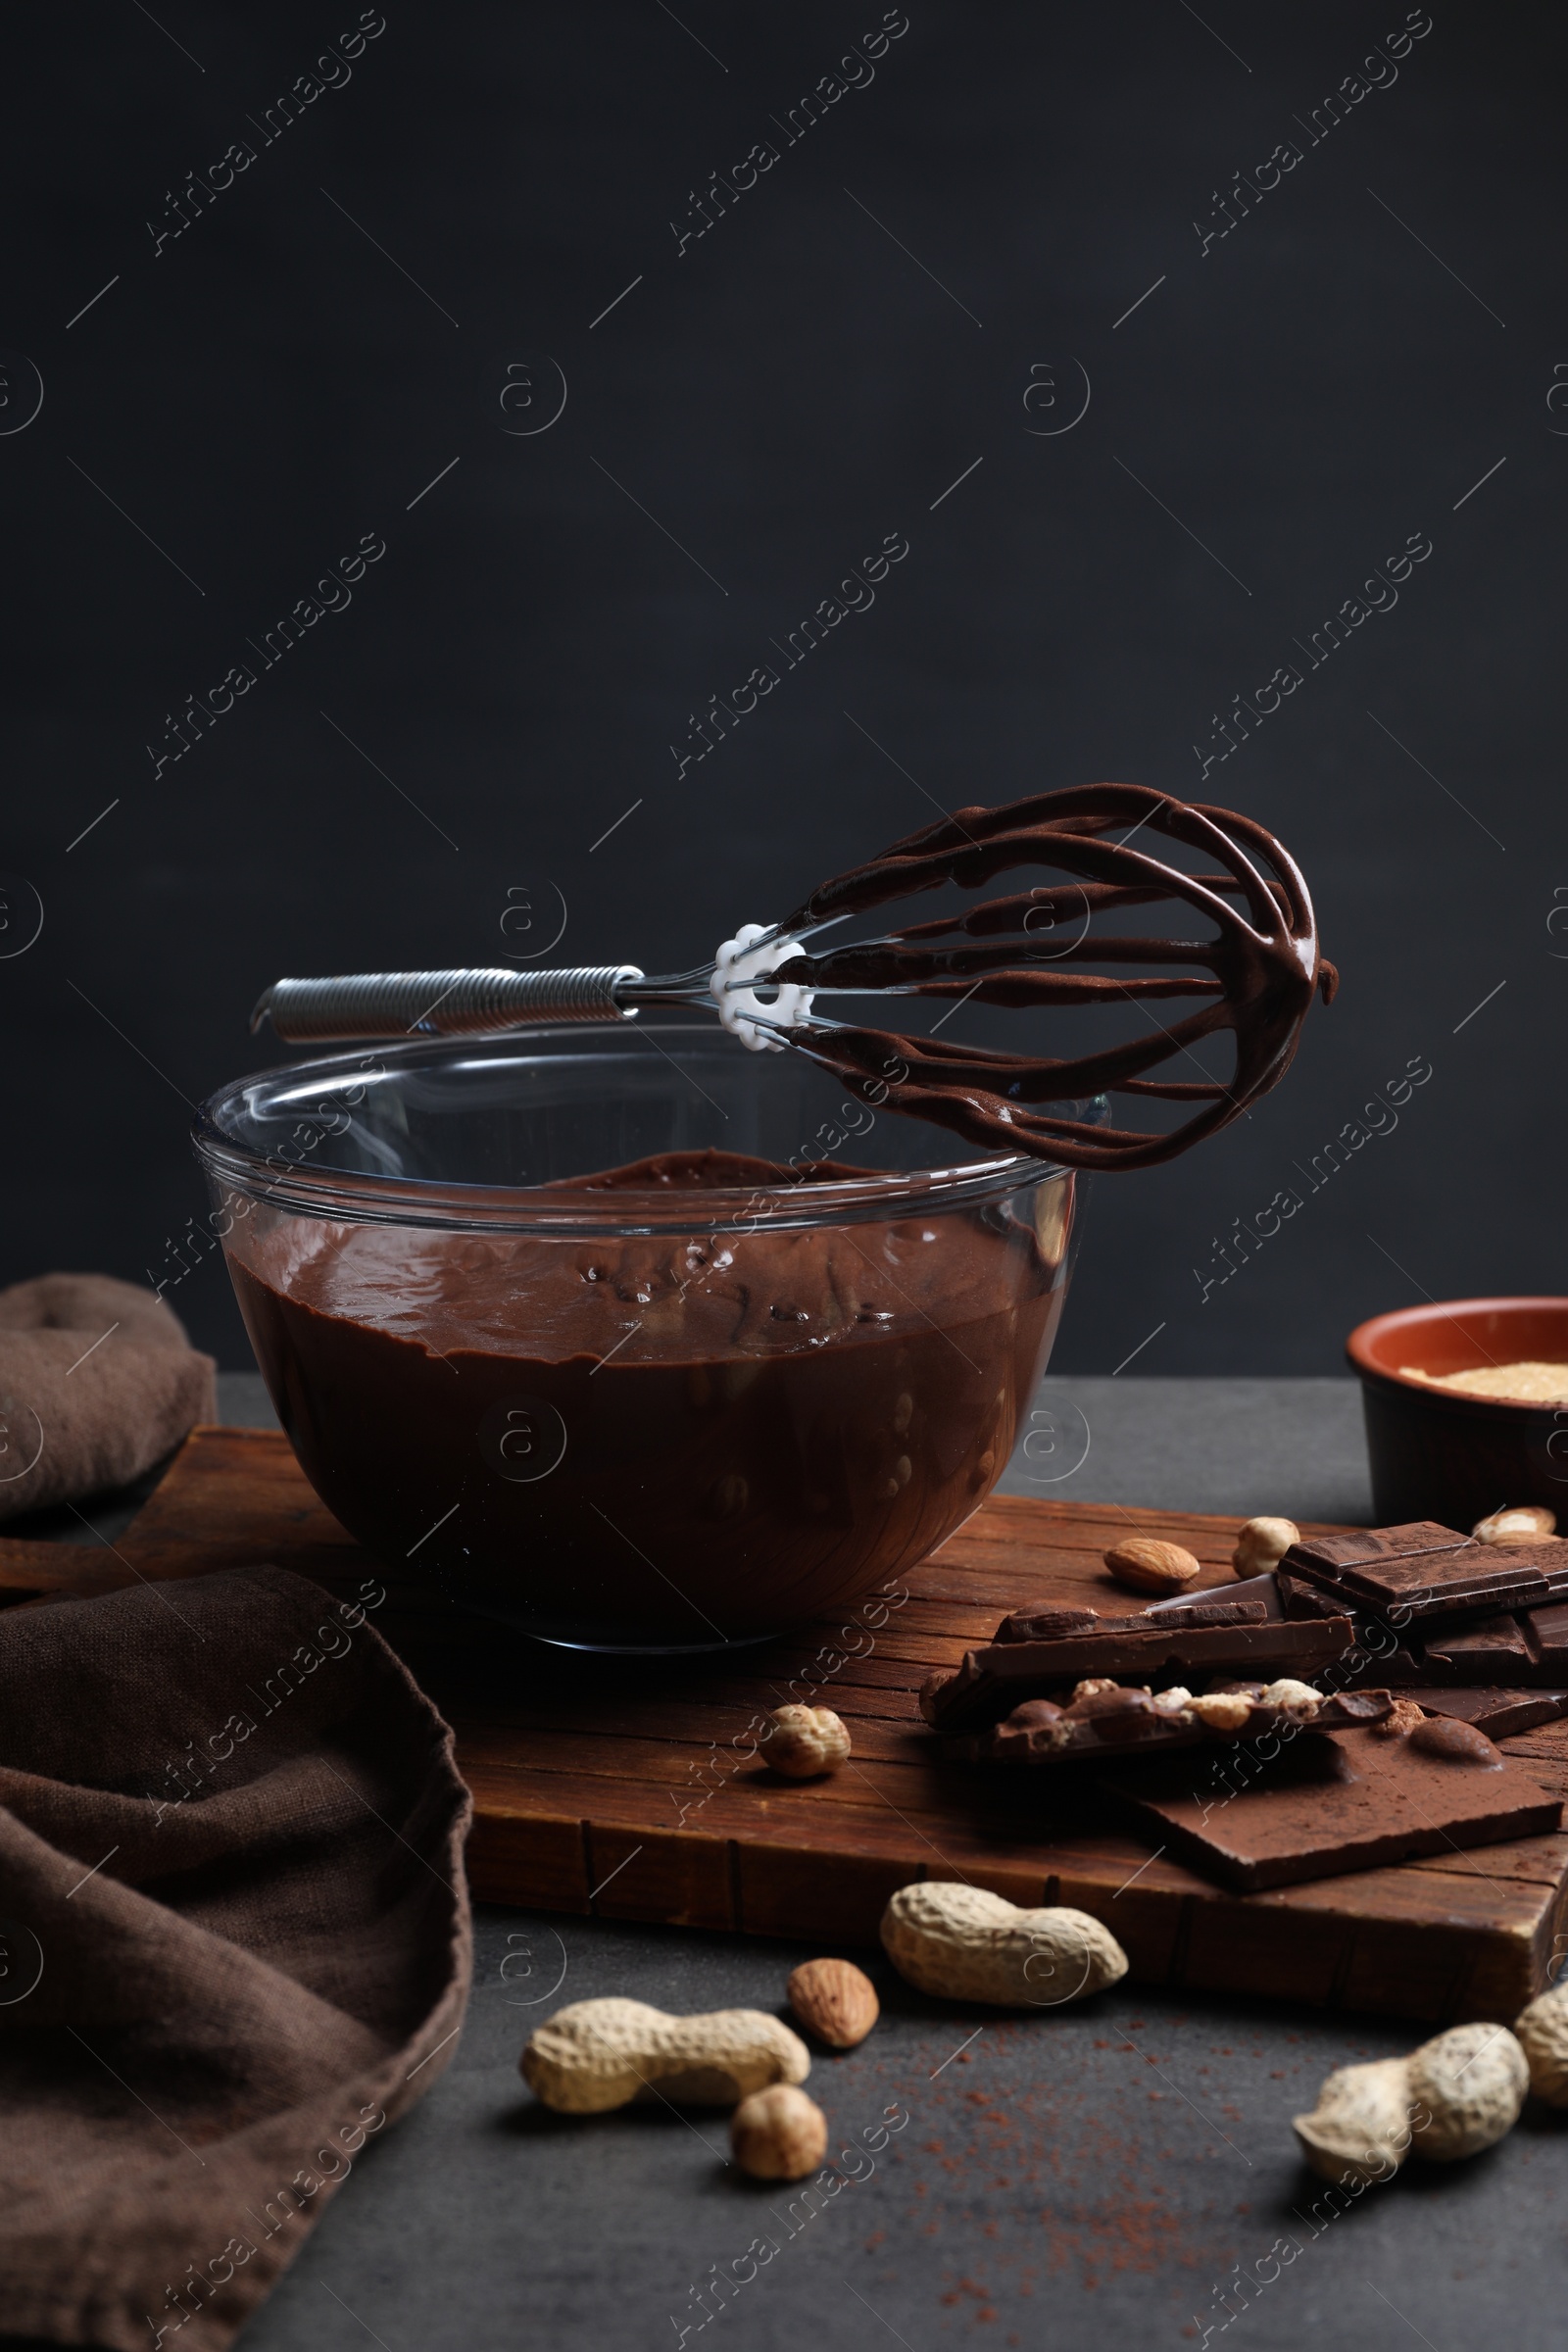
[{"xmin": 252, "ymin": 965, "xmax": 647, "ymax": 1044}]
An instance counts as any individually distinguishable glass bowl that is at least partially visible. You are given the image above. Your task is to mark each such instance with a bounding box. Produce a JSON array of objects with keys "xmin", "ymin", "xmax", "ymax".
[{"xmin": 193, "ymin": 1027, "xmax": 1090, "ymax": 1651}]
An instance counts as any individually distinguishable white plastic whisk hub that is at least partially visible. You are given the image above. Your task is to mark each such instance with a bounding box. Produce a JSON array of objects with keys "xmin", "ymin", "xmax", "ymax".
[{"xmin": 709, "ymin": 925, "xmax": 815, "ymax": 1052}]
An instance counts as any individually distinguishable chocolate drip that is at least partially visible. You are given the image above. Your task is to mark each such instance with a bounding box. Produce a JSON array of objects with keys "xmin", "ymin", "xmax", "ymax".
[{"xmin": 773, "ymin": 783, "xmax": 1336, "ymax": 1171}]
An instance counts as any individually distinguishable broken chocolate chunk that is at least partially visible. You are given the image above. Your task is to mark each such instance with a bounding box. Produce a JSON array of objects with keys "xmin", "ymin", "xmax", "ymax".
[
  {"xmin": 1275, "ymin": 1574, "xmax": 1352, "ymax": 1621},
  {"xmin": 945, "ymin": 1688, "xmax": 1395, "ymax": 1768},
  {"xmin": 1282, "ymin": 1520, "xmax": 1568, "ymax": 1624},
  {"xmin": 927, "ymin": 1611, "xmax": 1356, "ymax": 1734},
  {"xmin": 1419, "ymin": 1615, "xmax": 1535, "ymax": 1674},
  {"xmin": 1285, "ymin": 1521, "xmax": 1474, "ymax": 1572},
  {"xmin": 1387, "ymin": 1687, "xmax": 1568, "ymax": 1740},
  {"xmin": 993, "ymin": 1603, "xmax": 1102, "ymax": 1643},
  {"xmin": 1128, "ymin": 1598, "xmax": 1269, "ymax": 1630},
  {"xmin": 1144, "ymin": 1573, "xmax": 1283, "ymax": 1619},
  {"xmin": 1107, "ymin": 1726, "xmax": 1560, "ymax": 1891}
]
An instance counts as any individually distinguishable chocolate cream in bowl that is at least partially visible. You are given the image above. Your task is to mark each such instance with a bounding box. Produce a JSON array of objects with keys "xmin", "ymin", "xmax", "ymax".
[{"xmin": 229, "ymin": 1151, "xmax": 1070, "ymax": 1648}]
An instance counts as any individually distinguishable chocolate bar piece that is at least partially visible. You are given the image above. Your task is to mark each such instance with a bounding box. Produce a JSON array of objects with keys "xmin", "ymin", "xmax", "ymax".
[
  {"xmin": 1144, "ymin": 1574, "xmax": 1283, "ymax": 1619},
  {"xmin": 1283, "ymin": 1521, "xmax": 1568, "ymax": 1624},
  {"xmin": 1135, "ymin": 1599, "xmax": 1269, "ymax": 1629},
  {"xmin": 946, "ymin": 1687, "xmax": 1393, "ymax": 1767},
  {"xmin": 1327, "ymin": 1594, "xmax": 1568, "ymax": 1689},
  {"xmin": 1342, "ymin": 1548, "xmax": 1558, "ymax": 1617},
  {"xmin": 1387, "ymin": 1687, "xmax": 1568, "ymax": 1740},
  {"xmin": 1419, "ymin": 1615, "xmax": 1535, "ymax": 1674},
  {"xmin": 1274, "ymin": 1575, "xmax": 1348, "ymax": 1621},
  {"xmin": 922, "ymin": 1613, "xmax": 1355, "ymax": 1733},
  {"xmin": 992, "ymin": 1603, "xmax": 1102, "ymax": 1642},
  {"xmin": 996, "ymin": 1593, "xmax": 1269, "ymax": 1642},
  {"xmin": 1288, "ymin": 1520, "xmax": 1472, "ymax": 1573},
  {"xmin": 1108, "ymin": 1726, "xmax": 1561, "ymax": 1892},
  {"xmin": 1523, "ymin": 1603, "xmax": 1568, "ymax": 1670}
]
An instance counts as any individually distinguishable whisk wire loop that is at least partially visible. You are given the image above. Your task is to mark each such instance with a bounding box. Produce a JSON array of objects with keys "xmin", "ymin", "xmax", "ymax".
[{"xmin": 250, "ymin": 784, "xmax": 1333, "ymax": 1171}]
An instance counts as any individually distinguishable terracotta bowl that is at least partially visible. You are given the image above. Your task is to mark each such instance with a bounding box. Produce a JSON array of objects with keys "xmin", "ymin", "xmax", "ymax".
[{"xmin": 1346, "ymin": 1297, "xmax": 1568, "ymax": 1530}]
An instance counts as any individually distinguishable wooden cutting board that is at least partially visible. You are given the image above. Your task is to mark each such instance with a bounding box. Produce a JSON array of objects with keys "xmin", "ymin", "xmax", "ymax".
[{"xmin": 6, "ymin": 1425, "xmax": 1567, "ymax": 2025}]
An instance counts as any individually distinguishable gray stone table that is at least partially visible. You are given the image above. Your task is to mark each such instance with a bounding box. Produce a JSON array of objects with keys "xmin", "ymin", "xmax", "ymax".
[{"xmin": 19, "ymin": 1380, "xmax": 1568, "ymax": 2352}]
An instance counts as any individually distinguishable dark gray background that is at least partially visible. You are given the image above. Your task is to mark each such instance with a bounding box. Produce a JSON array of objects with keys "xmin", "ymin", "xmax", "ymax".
[{"xmin": 2, "ymin": 0, "xmax": 1561, "ymax": 1380}]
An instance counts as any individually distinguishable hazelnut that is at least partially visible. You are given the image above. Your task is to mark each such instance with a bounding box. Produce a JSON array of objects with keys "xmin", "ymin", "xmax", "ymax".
[
  {"xmin": 1257, "ymin": 1678, "xmax": 1321, "ymax": 1716},
  {"xmin": 765, "ymin": 1705, "xmax": 851, "ymax": 1779},
  {"xmin": 1373, "ymin": 1697, "xmax": 1429, "ymax": 1739},
  {"xmin": 1068, "ymin": 1677, "xmax": 1123, "ymax": 1703},
  {"xmin": 1473, "ymin": 1504, "xmax": 1557, "ymax": 1545},
  {"xmin": 787, "ymin": 1958, "xmax": 879, "ymax": 2049},
  {"xmin": 1187, "ymin": 1691, "xmax": 1253, "ymax": 1732},
  {"xmin": 1231, "ymin": 1516, "xmax": 1299, "ymax": 1577},
  {"xmin": 1102, "ymin": 1537, "xmax": 1202, "ymax": 1597},
  {"xmin": 731, "ymin": 2083, "xmax": 828, "ymax": 2180}
]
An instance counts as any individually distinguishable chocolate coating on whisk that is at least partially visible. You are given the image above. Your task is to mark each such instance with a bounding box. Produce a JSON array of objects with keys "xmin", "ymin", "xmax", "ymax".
[{"xmin": 769, "ymin": 784, "xmax": 1336, "ymax": 1172}]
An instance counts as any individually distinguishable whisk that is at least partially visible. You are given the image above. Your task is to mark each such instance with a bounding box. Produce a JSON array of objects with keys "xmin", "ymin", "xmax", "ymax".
[{"xmin": 250, "ymin": 783, "xmax": 1336, "ymax": 1172}]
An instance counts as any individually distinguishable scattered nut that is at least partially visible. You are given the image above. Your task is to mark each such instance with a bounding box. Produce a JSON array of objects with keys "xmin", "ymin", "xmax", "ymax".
[
  {"xmin": 1293, "ymin": 2055, "xmax": 1414, "ymax": 2185},
  {"xmin": 520, "ymin": 1997, "xmax": 809, "ymax": 2113},
  {"xmin": 1257, "ymin": 1679, "xmax": 1321, "ymax": 1716},
  {"xmin": 880, "ymin": 1882, "xmax": 1127, "ymax": 2009},
  {"xmin": 1409, "ymin": 1716, "xmax": 1501, "ymax": 1766},
  {"xmin": 1102, "ymin": 1538, "xmax": 1202, "ymax": 1597},
  {"xmin": 787, "ymin": 1958, "xmax": 879, "ymax": 2049},
  {"xmin": 1473, "ymin": 1504, "xmax": 1557, "ymax": 1545},
  {"xmin": 1069, "ymin": 1677, "xmax": 1123, "ymax": 1703},
  {"xmin": 1152, "ymin": 1685, "xmax": 1194, "ymax": 1713},
  {"xmin": 1514, "ymin": 1982, "xmax": 1568, "ymax": 2105},
  {"xmin": 1405, "ymin": 2023, "xmax": 1528, "ymax": 2159},
  {"xmin": 1373, "ymin": 1697, "xmax": 1429, "ymax": 1739},
  {"xmin": 731, "ymin": 2083, "xmax": 828, "ymax": 2180},
  {"xmin": 1232, "ymin": 1515, "xmax": 1299, "ymax": 1577},
  {"xmin": 1187, "ymin": 1691, "xmax": 1253, "ymax": 1732},
  {"xmin": 765, "ymin": 1705, "xmax": 852, "ymax": 1779},
  {"xmin": 1293, "ymin": 2024, "xmax": 1528, "ymax": 2180}
]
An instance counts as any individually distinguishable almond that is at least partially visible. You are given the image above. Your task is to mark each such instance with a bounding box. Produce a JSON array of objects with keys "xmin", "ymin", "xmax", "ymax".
[
  {"xmin": 1102, "ymin": 1537, "xmax": 1202, "ymax": 1596},
  {"xmin": 1472, "ymin": 1504, "xmax": 1557, "ymax": 1545},
  {"xmin": 1373, "ymin": 1697, "xmax": 1428, "ymax": 1740},
  {"xmin": 786, "ymin": 1956, "xmax": 880, "ymax": 2049},
  {"xmin": 1410, "ymin": 1716, "xmax": 1500, "ymax": 1765}
]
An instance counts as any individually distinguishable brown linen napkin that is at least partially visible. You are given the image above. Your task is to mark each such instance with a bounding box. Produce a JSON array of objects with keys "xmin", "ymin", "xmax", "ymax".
[
  {"xmin": 0, "ymin": 1274, "xmax": 217, "ymax": 1523},
  {"xmin": 0, "ymin": 1563, "xmax": 471, "ymax": 2352}
]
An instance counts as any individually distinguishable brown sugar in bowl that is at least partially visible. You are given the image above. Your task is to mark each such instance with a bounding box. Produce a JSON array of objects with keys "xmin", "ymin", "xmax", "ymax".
[{"xmin": 1346, "ymin": 1297, "xmax": 1568, "ymax": 1529}]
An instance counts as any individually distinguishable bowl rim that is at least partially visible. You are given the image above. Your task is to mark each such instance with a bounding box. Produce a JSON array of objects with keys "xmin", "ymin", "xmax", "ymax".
[
  {"xmin": 191, "ymin": 1027, "xmax": 1084, "ymax": 1236},
  {"xmin": 1346, "ymin": 1296, "xmax": 1568, "ymax": 1415}
]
